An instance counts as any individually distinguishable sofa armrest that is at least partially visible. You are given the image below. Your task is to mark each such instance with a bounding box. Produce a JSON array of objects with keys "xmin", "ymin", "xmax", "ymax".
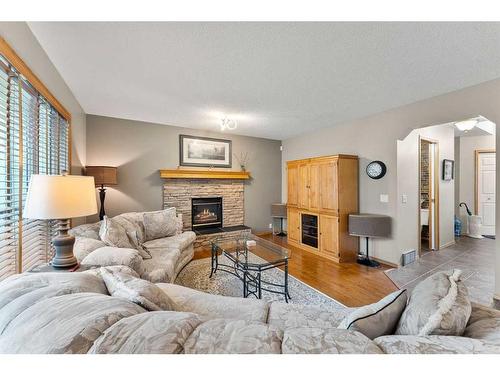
[{"xmin": 374, "ymin": 335, "xmax": 500, "ymax": 354}]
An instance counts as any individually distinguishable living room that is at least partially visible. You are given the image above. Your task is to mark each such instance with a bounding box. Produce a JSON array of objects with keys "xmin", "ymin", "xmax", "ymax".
[{"xmin": 1, "ymin": 1, "xmax": 500, "ymax": 370}]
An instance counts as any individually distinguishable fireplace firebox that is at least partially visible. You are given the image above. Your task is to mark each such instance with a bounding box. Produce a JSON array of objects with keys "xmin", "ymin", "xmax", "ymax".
[{"xmin": 191, "ymin": 197, "xmax": 223, "ymax": 230}]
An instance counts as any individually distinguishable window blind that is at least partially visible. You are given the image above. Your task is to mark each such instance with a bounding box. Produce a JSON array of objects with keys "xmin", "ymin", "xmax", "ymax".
[{"xmin": 0, "ymin": 54, "xmax": 70, "ymax": 279}]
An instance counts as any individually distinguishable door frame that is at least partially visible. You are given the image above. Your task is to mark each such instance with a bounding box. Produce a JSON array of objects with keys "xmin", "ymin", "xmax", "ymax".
[
  {"xmin": 418, "ymin": 136, "xmax": 440, "ymax": 254},
  {"xmin": 474, "ymin": 149, "xmax": 496, "ymax": 215}
]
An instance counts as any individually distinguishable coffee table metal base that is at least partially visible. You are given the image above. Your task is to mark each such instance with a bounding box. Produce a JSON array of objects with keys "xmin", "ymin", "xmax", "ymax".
[{"xmin": 210, "ymin": 245, "xmax": 291, "ymax": 303}]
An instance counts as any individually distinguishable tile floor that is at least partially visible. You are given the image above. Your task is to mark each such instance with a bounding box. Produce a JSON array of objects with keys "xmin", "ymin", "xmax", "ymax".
[{"xmin": 385, "ymin": 236, "xmax": 497, "ymax": 306}]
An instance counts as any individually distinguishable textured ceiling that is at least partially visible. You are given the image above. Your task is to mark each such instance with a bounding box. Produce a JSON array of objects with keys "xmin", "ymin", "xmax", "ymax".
[{"xmin": 29, "ymin": 22, "xmax": 500, "ymax": 140}]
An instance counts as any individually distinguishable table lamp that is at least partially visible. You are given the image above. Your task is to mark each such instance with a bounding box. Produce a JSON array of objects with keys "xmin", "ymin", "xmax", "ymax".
[
  {"xmin": 84, "ymin": 166, "xmax": 118, "ymax": 220},
  {"xmin": 23, "ymin": 173, "xmax": 98, "ymax": 268}
]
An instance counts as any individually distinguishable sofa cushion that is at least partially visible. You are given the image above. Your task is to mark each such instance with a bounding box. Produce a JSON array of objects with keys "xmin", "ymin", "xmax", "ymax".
[
  {"xmin": 81, "ymin": 247, "xmax": 144, "ymax": 275},
  {"xmin": 467, "ymin": 301, "xmax": 500, "ymax": 325},
  {"xmin": 99, "ymin": 216, "xmax": 138, "ymax": 250},
  {"xmin": 89, "ymin": 311, "xmax": 202, "ymax": 354},
  {"xmin": 463, "ymin": 317, "xmax": 500, "ymax": 345},
  {"xmin": 143, "ymin": 207, "xmax": 177, "ymax": 241},
  {"xmin": 267, "ymin": 301, "xmax": 350, "ymax": 331},
  {"xmin": 282, "ymin": 327, "xmax": 383, "ymax": 354},
  {"xmin": 0, "ymin": 272, "xmax": 108, "ymax": 334},
  {"xmin": 142, "ymin": 248, "xmax": 181, "ymax": 283},
  {"xmin": 183, "ymin": 319, "xmax": 283, "ymax": 354},
  {"xmin": 73, "ymin": 237, "xmax": 107, "ymax": 262},
  {"xmin": 338, "ymin": 289, "xmax": 407, "ymax": 339},
  {"xmin": 395, "ymin": 269, "xmax": 471, "ymax": 336},
  {"xmin": 0, "ymin": 293, "xmax": 145, "ymax": 354},
  {"xmin": 84, "ymin": 265, "xmax": 141, "ymax": 279},
  {"xmin": 101, "ymin": 268, "xmax": 174, "ymax": 311},
  {"xmin": 157, "ymin": 283, "xmax": 270, "ymax": 322},
  {"xmin": 69, "ymin": 222, "xmax": 101, "ymax": 240},
  {"xmin": 374, "ymin": 335, "xmax": 500, "ymax": 354},
  {"xmin": 142, "ymin": 231, "xmax": 196, "ymax": 251}
]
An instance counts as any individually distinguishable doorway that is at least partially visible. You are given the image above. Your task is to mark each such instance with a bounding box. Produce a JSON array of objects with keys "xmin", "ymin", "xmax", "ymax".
[
  {"xmin": 475, "ymin": 150, "xmax": 496, "ymax": 236},
  {"xmin": 419, "ymin": 137, "xmax": 440, "ymax": 254}
]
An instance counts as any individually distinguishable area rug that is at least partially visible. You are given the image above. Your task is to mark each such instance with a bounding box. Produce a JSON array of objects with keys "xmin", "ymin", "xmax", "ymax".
[{"xmin": 175, "ymin": 254, "xmax": 347, "ymax": 312}]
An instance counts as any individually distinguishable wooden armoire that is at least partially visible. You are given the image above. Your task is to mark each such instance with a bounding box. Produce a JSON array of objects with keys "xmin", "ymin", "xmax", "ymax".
[{"xmin": 287, "ymin": 154, "xmax": 359, "ymax": 262}]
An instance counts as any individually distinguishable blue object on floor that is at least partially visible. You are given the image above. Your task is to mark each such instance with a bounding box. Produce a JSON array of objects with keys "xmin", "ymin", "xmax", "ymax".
[{"xmin": 454, "ymin": 216, "xmax": 462, "ymax": 237}]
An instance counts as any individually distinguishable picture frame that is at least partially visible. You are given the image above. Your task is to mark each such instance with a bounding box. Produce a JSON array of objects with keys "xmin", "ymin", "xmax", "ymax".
[
  {"xmin": 442, "ymin": 159, "xmax": 454, "ymax": 181},
  {"xmin": 179, "ymin": 135, "xmax": 232, "ymax": 168}
]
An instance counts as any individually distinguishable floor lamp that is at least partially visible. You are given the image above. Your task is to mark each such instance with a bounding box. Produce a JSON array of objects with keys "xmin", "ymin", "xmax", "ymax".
[
  {"xmin": 348, "ymin": 214, "xmax": 391, "ymax": 268},
  {"xmin": 84, "ymin": 166, "xmax": 118, "ymax": 220}
]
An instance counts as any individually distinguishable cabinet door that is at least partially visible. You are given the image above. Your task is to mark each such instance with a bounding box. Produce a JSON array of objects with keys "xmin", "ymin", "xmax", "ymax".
[
  {"xmin": 298, "ymin": 163, "xmax": 310, "ymax": 209},
  {"xmin": 319, "ymin": 214, "xmax": 339, "ymax": 257},
  {"xmin": 309, "ymin": 162, "xmax": 320, "ymax": 210},
  {"xmin": 288, "ymin": 209, "xmax": 300, "ymax": 242},
  {"xmin": 319, "ymin": 160, "xmax": 338, "ymax": 212},
  {"xmin": 287, "ymin": 163, "xmax": 299, "ymax": 206}
]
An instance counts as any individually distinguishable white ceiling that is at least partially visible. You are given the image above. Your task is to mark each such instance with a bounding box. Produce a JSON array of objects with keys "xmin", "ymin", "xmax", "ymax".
[{"xmin": 28, "ymin": 22, "xmax": 500, "ymax": 140}]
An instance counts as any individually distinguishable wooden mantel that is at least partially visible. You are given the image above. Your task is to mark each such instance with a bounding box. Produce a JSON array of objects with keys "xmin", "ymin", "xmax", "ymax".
[{"xmin": 160, "ymin": 169, "xmax": 251, "ymax": 180}]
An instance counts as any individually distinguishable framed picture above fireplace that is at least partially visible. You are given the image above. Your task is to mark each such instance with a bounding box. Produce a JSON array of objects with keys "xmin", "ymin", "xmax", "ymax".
[{"xmin": 180, "ymin": 135, "xmax": 232, "ymax": 168}]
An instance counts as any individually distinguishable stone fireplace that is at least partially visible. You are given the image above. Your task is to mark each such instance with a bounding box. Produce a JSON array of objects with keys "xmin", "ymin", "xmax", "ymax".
[{"xmin": 161, "ymin": 169, "xmax": 252, "ymax": 249}]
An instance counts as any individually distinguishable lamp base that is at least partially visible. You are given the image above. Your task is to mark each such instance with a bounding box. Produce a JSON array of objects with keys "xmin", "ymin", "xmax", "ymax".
[
  {"xmin": 51, "ymin": 219, "xmax": 78, "ymax": 269},
  {"xmin": 357, "ymin": 257, "xmax": 380, "ymax": 268}
]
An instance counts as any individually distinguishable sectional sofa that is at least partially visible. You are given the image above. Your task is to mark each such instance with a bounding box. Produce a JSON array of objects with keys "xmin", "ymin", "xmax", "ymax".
[
  {"xmin": 0, "ymin": 266, "xmax": 499, "ymax": 354},
  {"xmin": 69, "ymin": 208, "xmax": 196, "ymax": 283}
]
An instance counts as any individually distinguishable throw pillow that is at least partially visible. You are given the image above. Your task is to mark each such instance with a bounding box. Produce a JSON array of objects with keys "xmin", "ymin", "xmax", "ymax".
[
  {"xmin": 73, "ymin": 237, "xmax": 106, "ymax": 262},
  {"xmin": 100, "ymin": 268, "xmax": 175, "ymax": 311},
  {"xmin": 337, "ymin": 289, "xmax": 407, "ymax": 339},
  {"xmin": 68, "ymin": 222, "xmax": 101, "ymax": 240},
  {"xmin": 395, "ymin": 269, "xmax": 471, "ymax": 336},
  {"xmin": 99, "ymin": 216, "xmax": 137, "ymax": 249},
  {"xmin": 143, "ymin": 208, "xmax": 177, "ymax": 241}
]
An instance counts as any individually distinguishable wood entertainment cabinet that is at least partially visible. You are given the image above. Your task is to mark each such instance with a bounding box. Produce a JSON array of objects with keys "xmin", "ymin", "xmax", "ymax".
[{"xmin": 287, "ymin": 154, "xmax": 359, "ymax": 262}]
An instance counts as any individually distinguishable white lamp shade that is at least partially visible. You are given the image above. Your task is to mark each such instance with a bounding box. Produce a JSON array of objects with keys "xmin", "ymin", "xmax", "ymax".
[{"xmin": 23, "ymin": 175, "xmax": 98, "ymax": 220}]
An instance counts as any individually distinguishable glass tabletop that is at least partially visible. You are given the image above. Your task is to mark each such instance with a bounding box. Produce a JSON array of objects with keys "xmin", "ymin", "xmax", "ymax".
[{"xmin": 211, "ymin": 233, "xmax": 289, "ymax": 266}]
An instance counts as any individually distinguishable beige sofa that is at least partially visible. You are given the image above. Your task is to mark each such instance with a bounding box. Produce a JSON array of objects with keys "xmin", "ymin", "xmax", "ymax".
[
  {"xmin": 0, "ymin": 268, "xmax": 499, "ymax": 354},
  {"xmin": 69, "ymin": 211, "xmax": 196, "ymax": 283}
]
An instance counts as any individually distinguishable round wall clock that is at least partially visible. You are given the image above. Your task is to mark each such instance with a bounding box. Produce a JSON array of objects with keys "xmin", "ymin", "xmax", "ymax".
[{"xmin": 366, "ymin": 161, "xmax": 387, "ymax": 179}]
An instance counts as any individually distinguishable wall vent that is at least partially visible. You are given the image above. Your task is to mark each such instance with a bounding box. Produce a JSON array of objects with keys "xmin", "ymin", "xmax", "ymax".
[{"xmin": 402, "ymin": 249, "xmax": 416, "ymax": 266}]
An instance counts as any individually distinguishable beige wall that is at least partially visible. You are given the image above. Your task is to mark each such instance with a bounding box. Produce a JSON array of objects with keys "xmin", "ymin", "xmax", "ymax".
[
  {"xmin": 282, "ymin": 78, "xmax": 500, "ymax": 280},
  {"xmin": 456, "ymin": 134, "xmax": 496, "ymax": 230},
  {"xmin": 85, "ymin": 115, "xmax": 282, "ymax": 231},
  {"xmin": 397, "ymin": 124, "xmax": 455, "ymax": 255}
]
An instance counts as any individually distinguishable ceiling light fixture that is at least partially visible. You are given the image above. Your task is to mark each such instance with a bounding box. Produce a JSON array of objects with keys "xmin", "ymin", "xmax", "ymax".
[
  {"xmin": 455, "ymin": 119, "xmax": 478, "ymax": 132},
  {"xmin": 221, "ymin": 118, "xmax": 237, "ymax": 131}
]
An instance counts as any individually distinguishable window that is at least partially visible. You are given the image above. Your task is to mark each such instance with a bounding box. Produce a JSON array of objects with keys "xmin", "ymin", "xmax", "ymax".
[{"xmin": 0, "ymin": 49, "xmax": 70, "ymax": 280}]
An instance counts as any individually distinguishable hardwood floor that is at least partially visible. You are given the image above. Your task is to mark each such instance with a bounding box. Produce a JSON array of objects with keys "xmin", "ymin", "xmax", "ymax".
[{"xmin": 194, "ymin": 233, "xmax": 398, "ymax": 307}]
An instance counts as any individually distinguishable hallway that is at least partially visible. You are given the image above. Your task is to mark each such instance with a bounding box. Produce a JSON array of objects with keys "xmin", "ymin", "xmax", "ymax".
[{"xmin": 386, "ymin": 236, "xmax": 497, "ymax": 306}]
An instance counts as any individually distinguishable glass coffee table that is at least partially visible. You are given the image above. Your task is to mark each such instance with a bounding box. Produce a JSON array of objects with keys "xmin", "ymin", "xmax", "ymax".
[{"xmin": 210, "ymin": 233, "xmax": 291, "ymax": 302}]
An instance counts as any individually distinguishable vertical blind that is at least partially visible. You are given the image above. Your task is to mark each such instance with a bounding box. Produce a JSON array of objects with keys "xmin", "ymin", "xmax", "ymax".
[{"xmin": 0, "ymin": 53, "xmax": 70, "ymax": 280}]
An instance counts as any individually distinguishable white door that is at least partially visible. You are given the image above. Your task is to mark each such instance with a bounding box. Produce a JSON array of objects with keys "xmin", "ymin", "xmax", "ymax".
[{"xmin": 478, "ymin": 152, "xmax": 496, "ymax": 236}]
